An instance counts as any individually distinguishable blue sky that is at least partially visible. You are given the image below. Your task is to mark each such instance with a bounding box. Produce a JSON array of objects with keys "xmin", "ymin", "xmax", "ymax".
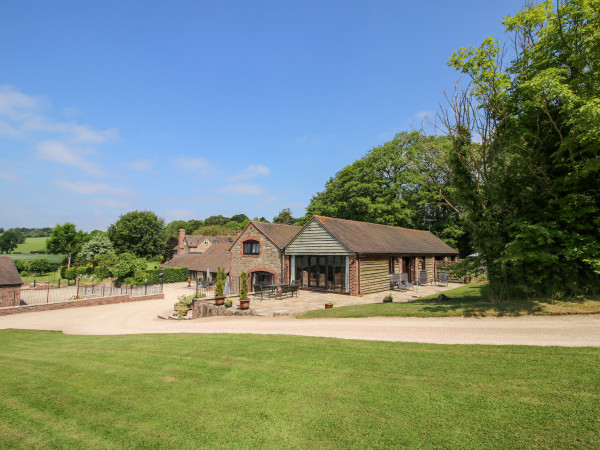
[{"xmin": 1, "ymin": 0, "xmax": 524, "ymax": 231}]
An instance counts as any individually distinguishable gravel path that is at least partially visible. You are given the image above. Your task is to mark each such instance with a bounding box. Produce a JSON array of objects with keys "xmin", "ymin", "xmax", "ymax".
[{"xmin": 1, "ymin": 283, "xmax": 598, "ymax": 347}]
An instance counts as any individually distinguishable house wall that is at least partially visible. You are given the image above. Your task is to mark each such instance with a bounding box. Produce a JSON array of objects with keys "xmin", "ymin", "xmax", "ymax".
[
  {"xmin": 229, "ymin": 224, "xmax": 283, "ymax": 292},
  {"xmin": 286, "ymin": 220, "xmax": 352, "ymax": 255},
  {"xmin": 358, "ymin": 257, "xmax": 390, "ymax": 294}
]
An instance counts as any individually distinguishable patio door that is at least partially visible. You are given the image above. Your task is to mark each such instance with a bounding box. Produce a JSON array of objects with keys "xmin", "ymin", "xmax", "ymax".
[
  {"xmin": 402, "ymin": 257, "xmax": 413, "ymax": 282},
  {"xmin": 251, "ymin": 271, "xmax": 274, "ymax": 290}
]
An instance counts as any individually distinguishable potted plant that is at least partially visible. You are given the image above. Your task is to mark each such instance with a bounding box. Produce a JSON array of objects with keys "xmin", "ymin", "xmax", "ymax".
[
  {"xmin": 239, "ymin": 272, "xmax": 250, "ymax": 310},
  {"xmin": 214, "ymin": 266, "xmax": 226, "ymax": 305},
  {"xmin": 325, "ymin": 301, "xmax": 334, "ymax": 309}
]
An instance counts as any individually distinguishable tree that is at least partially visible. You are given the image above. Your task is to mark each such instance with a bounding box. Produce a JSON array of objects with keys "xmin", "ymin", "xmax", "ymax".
[
  {"xmin": 305, "ymin": 131, "xmax": 469, "ymax": 252},
  {"xmin": 204, "ymin": 215, "xmax": 229, "ymax": 226},
  {"xmin": 230, "ymin": 214, "xmax": 249, "ymax": 223},
  {"xmin": 0, "ymin": 229, "xmax": 25, "ymax": 253},
  {"xmin": 107, "ymin": 211, "xmax": 166, "ymax": 259},
  {"xmin": 29, "ymin": 258, "xmax": 51, "ymax": 275},
  {"xmin": 46, "ymin": 223, "xmax": 85, "ymax": 268},
  {"xmin": 191, "ymin": 225, "xmax": 232, "ymax": 236},
  {"xmin": 78, "ymin": 234, "xmax": 113, "ymax": 265},
  {"xmin": 162, "ymin": 236, "xmax": 178, "ymax": 262},
  {"xmin": 437, "ymin": 0, "xmax": 600, "ymax": 297},
  {"xmin": 272, "ymin": 208, "xmax": 297, "ymax": 225},
  {"xmin": 111, "ymin": 252, "xmax": 147, "ymax": 279}
]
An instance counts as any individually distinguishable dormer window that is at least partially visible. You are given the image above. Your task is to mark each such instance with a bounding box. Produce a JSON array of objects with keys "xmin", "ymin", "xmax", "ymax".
[{"xmin": 243, "ymin": 240, "xmax": 260, "ymax": 255}]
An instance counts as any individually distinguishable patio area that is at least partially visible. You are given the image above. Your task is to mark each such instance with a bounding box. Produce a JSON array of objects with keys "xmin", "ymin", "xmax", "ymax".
[{"xmin": 233, "ymin": 282, "xmax": 463, "ymax": 317}]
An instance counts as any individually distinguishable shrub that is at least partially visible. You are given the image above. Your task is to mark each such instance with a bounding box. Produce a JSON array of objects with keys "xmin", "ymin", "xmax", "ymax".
[
  {"xmin": 383, "ymin": 294, "xmax": 393, "ymax": 303},
  {"xmin": 215, "ymin": 266, "xmax": 226, "ymax": 297},
  {"xmin": 93, "ymin": 267, "xmax": 110, "ymax": 280},
  {"xmin": 239, "ymin": 272, "xmax": 248, "ymax": 300},
  {"xmin": 29, "ymin": 258, "xmax": 51, "ymax": 275},
  {"xmin": 225, "ymin": 298, "xmax": 232, "ymax": 308},
  {"xmin": 60, "ymin": 265, "xmax": 67, "ymax": 279},
  {"xmin": 15, "ymin": 260, "xmax": 30, "ymax": 273},
  {"xmin": 64, "ymin": 267, "xmax": 78, "ymax": 280}
]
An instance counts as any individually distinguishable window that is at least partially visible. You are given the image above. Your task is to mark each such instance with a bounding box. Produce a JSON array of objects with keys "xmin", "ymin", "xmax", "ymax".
[
  {"xmin": 243, "ymin": 240, "xmax": 260, "ymax": 255},
  {"xmin": 389, "ymin": 257, "xmax": 395, "ymax": 274}
]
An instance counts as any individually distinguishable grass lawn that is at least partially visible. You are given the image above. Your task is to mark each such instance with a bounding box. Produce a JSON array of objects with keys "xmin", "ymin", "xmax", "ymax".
[
  {"xmin": 299, "ymin": 283, "xmax": 600, "ymax": 319},
  {"xmin": 19, "ymin": 271, "xmax": 62, "ymax": 284},
  {"xmin": 0, "ymin": 330, "xmax": 597, "ymax": 448},
  {"xmin": 14, "ymin": 237, "xmax": 47, "ymax": 253}
]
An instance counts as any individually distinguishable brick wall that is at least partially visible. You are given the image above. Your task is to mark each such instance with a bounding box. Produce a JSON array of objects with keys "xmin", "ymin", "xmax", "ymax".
[
  {"xmin": 229, "ymin": 224, "xmax": 284, "ymax": 292},
  {"xmin": 0, "ymin": 293, "xmax": 164, "ymax": 316},
  {"xmin": 349, "ymin": 255, "xmax": 360, "ymax": 296},
  {"xmin": 0, "ymin": 285, "xmax": 21, "ymax": 308}
]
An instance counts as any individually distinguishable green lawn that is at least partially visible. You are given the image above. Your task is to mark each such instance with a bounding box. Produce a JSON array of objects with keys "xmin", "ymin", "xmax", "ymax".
[
  {"xmin": 14, "ymin": 237, "xmax": 47, "ymax": 253},
  {"xmin": 0, "ymin": 330, "xmax": 598, "ymax": 448},
  {"xmin": 299, "ymin": 283, "xmax": 600, "ymax": 318}
]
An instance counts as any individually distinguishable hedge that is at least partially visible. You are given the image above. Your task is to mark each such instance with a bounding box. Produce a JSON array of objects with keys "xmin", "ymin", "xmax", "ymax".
[{"xmin": 131, "ymin": 267, "xmax": 188, "ymax": 285}]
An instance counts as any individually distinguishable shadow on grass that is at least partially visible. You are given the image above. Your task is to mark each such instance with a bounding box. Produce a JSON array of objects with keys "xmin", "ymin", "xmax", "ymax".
[{"xmin": 415, "ymin": 284, "xmax": 545, "ymax": 317}]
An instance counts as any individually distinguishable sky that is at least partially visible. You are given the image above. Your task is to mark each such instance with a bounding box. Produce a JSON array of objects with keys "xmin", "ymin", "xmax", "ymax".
[{"xmin": 0, "ymin": 0, "xmax": 525, "ymax": 231}]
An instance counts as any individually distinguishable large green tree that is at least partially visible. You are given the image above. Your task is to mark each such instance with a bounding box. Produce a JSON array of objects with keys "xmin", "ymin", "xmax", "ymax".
[
  {"xmin": 437, "ymin": 0, "xmax": 600, "ymax": 297},
  {"xmin": 305, "ymin": 131, "xmax": 468, "ymax": 252},
  {"xmin": 273, "ymin": 208, "xmax": 297, "ymax": 225},
  {"xmin": 107, "ymin": 211, "xmax": 166, "ymax": 259},
  {"xmin": 78, "ymin": 234, "xmax": 113, "ymax": 265},
  {"xmin": 46, "ymin": 223, "xmax": 86, "ymax": 268},
  {"xmin": 0, "ymin": 229, "xmax": 25, "ymax": 254}
]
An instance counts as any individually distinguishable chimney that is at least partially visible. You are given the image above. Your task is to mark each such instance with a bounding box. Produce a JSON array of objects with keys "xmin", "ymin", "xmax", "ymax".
[
  {"xmin": 236, "ymin": 229, "xmax": 242, "ymax": 238},
  {"xmin": 177, "ymin": 228, "xmax": 185, "ymax": 255}
]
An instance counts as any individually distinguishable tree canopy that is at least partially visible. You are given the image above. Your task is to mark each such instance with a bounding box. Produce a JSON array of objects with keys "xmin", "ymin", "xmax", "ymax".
[
  {"xmin": 46, "ymin": 223, "xmax": 86, "ymax": 268},
  {"xmin": 305, "ymin": 131, "xmax": 469, "ymax": 253},
  {"xmin": 0, "ymin": 229, "xmax": 26, "ymax": 254},
  {"xmin": 107, "ymin": 211, "xmax": 166, "ymax": 259},
  {"xmin": 436, "ymin": 0, "xmax": 600, "ymax": 297},
  {"xmin": 273, "ymin": 208, "xmax": 297, "ymax": 225}
]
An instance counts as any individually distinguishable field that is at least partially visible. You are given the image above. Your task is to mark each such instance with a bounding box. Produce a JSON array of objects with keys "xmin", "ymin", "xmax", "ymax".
[
  {"xmin": 14, "ymin": 237, "xmax": 48, "ymax": 253},
  {"xmin": 299, "ymin": 284, "xmax": 600, "ymax": 318},
  {"xmin": 0, "ymin": 330, "xmax": 598, "ymax": 448},
  {"xmin": 10, "ymin": 237, "xmax": 63, "ymax": 264}
]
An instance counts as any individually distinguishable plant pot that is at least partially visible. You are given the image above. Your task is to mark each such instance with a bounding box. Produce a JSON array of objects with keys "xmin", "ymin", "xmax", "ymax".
[
  {"xmin": 239, "ymin": 299, "xmax": 250, "ymax": 310},
  {"xmin": 215, "ymin": 296, "xmax": 225, "ymax": 305},
  {"xmin": 325, "ymin": 304, "xmax": 333, "ymax": 309},
  {"xmin": 174, "ymin": 304, "xmax": 189, "ymax": 312}
]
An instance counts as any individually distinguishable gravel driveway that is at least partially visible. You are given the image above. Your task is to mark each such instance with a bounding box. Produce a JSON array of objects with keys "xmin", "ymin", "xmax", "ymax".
[{"xmin": 1, "ymin": 282, "xmax": 598, "ymax": 347}]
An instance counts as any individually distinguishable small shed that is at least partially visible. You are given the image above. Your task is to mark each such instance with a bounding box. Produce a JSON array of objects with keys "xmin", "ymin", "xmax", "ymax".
[{"xmin": 0, "ymin": 257, "xmax": 23, "ymax": 307}]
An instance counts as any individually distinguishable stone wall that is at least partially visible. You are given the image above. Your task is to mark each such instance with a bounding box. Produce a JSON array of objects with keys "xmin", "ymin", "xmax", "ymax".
[
  {"xmin": 229, "ymin": 224, "xmax": 283, "ymax": 292},
  {"xmin": 0, "ymin": 293, "xmax": 164, "ymax": 316}
]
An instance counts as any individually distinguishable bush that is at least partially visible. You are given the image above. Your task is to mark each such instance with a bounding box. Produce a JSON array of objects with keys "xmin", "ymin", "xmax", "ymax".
[
  {"xmin": 64, "ymin": 267, "xmax": 78, "ymax": 280},
  {"xmin": 215, "ymin": 266, "xmax": 226, "ymax": 297},
  {"xmin": 60, "ymin": 265, "xmax": 67, "ymax": 279},
  {"xmin": 29, "ymin": 258, "xmax": 52, "ymax": 275},
  {"xmin": 239, "ymin": 272, "xmax": 248, "ymax": 300},
  {"xmin": 383, "ymin": 294, "xmax": 393, "ymax": 303},
  {"xmin": 15, "ymin": 260, "xmax": 30, "ymax": 273},
  {"xmin": 94, "ymin": 267, "xmax": 110, "ymax": 280}
]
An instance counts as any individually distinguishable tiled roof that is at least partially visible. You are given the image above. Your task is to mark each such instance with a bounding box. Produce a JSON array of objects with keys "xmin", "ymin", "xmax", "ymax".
[
  {"xmin": 0, "ymin": 257, "xmax": 23, "ymax": 286},
  {"xmin": 163, "ymin": 242, "xmax": 230, "ymax": 273},
  {"xmin": 252, "ymin": 222, "xmax": 301, "ymax": 249},
  {"xmin": 314, "ymin": 216, "xmax": 458, "ymax": 255},
  {"xmin": 189, "ymin": 242, "xmax": 231, "ymax": 273},
  {"xmin": 184, "ymin": 235, "xmax": 205, "ymax": 248}
]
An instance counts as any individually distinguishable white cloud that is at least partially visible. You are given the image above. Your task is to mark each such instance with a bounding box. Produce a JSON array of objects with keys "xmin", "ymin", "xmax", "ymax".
[
  {"xmin": 0, "ymin": 171, "xmax": 20, "ymax": 182},
  {"xmin": 415, "ymin": 110, "xmax": 434, "ymax": 120},
  {"xmin": 227, "ymin": 163, "xmax": 270, "ymax": 182},
  {"xmin": 0, "ymin": 85, "xmax": 41, "ymax": 121},
  {"xmin": 52, "ymin": 180, "xmax": 137, "ymax": 197},
  {"xmin": 219, "ymin": 184, "xmax": 266, "ymax": 195},
  {"xmin": 0, "ymin": 85, "xmax": 119, "ymax": 177},
  {"xmin": 123, "ymin": 159, "xmax": 154, "ymax": 171},
  {"xmin": 0, "ymin": 120, "xmax": 24, "ymax": 139},
  {"xmin": 173, "ymin": 157, "xmax": 218, "ymax": 176},
  {"xmin": 37, "ymin": 140, "xmax": 105, "ymax": 177}
]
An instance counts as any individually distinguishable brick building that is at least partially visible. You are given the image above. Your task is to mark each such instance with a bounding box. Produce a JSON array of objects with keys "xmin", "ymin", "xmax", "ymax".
[
  {"xmin": 228, "ymin": 222, "xmax": 300, "ymax": 291},
  {"xmin": 0, "ymin": 257, "xmax": 23, "ymax": 307}
]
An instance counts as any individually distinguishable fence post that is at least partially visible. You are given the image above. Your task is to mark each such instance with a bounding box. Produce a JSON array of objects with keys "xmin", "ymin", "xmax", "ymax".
[
  {"xmin": 47, "ymin": 285, "xmax": 50, "ymax": 303},
  {"xmin": 76, "ymin": 279, "xmax": 79, "ymax": 298}
]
